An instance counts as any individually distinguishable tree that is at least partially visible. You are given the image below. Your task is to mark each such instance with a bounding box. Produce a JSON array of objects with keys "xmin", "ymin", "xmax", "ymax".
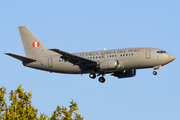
[{"xmin": 0, "ymin": 85, "xmax": 83, "ymax": 120}]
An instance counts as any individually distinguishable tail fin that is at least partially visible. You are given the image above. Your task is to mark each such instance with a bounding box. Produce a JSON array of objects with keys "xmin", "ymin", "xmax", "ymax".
[{"xmin": 18, "ymin": 26, "xmax": 55, "ymax": 58}]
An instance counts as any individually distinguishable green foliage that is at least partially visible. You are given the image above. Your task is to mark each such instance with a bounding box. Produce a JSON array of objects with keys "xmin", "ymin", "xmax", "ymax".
[{"xmin": 0, "ymin": 85, "xmax": 83, "ymax": 120}]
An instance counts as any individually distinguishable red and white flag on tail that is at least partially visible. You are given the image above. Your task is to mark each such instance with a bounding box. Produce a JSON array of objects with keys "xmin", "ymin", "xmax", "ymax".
[{"xmin": 32, "ymin": 42, "xmax": 40, "ymax": 47}]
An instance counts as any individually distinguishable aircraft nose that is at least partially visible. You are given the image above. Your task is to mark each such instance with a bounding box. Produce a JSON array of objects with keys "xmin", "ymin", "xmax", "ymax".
[{"xmin": 168, "ymin": 54, "xmax": 175, "ymax": 62}]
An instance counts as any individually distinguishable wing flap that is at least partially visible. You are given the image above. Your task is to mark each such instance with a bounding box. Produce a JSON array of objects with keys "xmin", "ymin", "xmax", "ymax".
[
  {"xmin": 5, "ymin": 53, "xmax": 36, "ymax": 62},
  {"xmin": 50, "ymin": 49, "xmax": 98, "ymax": 65}
]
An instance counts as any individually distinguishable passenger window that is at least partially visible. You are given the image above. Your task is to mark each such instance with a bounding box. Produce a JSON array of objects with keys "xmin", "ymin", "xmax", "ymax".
[
  {"xmin": 62, "ymin": 60, "xmax": 63, "ymax": 62},
  {"xmin": 90, "ymin": 57, "xmax": 92, "ymax": 59},
  {"xmin": 110, "ymin": 55, "xmax": 111, "ymax": 57},
  {"xmin": 93, "ymin": 57, "xmax": 95, "ymax": 59},
  {"xmin": 120, "ymin": 54, "xmax": 122, "ymax": 57},
  {"xmin": 96, "ymin": 57, "xmax": 97, "ymax": 59},
  {"xmin": 131, "ymin": 53, "xmax": 133, "ymax": 56},
  {"xmin": 99, "ymin": 56, "xmax": 101, "ymax": 58},
  {"xmin": 126, "ymin": 54, "xmax": 128, "ymax": 56},
  {"xmin": 102, "ymin": 56, "xmax": 104, "ymax": 58},
  {"xmin": 123, "ymin": 54, "xmax": 125, "ymax": 56},
  {"xmin": 59, "ymin": 60, "xmax": 61, "ymax": 62},
  {"xmin": 115, "ymin": 55, "xmax": 116, "ymax": 57},
  {"xmin": 112, "ymin": 55, "xmax": 114, "ymax": 57}
]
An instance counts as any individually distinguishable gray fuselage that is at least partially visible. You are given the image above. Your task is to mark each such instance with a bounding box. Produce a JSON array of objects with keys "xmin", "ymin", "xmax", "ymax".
[{"xmin": 23, "ymin": 47, "xmax": 175, "ymax": 74}]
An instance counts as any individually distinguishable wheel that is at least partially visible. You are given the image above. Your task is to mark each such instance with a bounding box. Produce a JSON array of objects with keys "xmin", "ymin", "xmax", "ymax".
[
  {"xmin": 89, "ymin": 73, "xmax": 96, "ymax": 79},
  {"xmin": 153, "ymin": 71, "xmax": 157, "ymax": 75},
  {"xmin": 98, "ymin": 77, "xmax": 105, "ymax": 83}
]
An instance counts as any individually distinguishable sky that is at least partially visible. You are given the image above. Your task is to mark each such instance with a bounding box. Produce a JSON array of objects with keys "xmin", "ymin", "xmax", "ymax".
[{"xmin": 1, "ymin": 0, "xmax": 180, "ymax": 119}]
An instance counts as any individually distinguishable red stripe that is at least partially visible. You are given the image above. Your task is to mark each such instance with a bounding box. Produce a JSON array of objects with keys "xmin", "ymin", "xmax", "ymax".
[
  {"xmin": 37, "ymin": 42, "xmax": 40, "ymax": 47},
  {"xmin": 32, "ymin": 42, "xmax": 35, "ymax": 47}
]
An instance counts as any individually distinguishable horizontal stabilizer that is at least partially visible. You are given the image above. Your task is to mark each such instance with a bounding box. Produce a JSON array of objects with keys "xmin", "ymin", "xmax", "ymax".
[{"xmin": 5, "ymin": 53, "xmax": 36, "ymax": 62}]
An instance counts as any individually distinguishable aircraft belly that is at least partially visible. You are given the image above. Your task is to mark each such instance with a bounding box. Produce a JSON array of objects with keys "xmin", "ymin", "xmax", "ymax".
[{"xmin": 54, "ymin": 62, "xmax": 82, "ymax": 74}]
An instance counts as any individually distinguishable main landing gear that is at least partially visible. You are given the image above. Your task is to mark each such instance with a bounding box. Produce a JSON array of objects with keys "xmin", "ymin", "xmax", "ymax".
[
  {"xmin": 89, "ymin": 73, "xmax": 96, "ymax": 79},
  {"xmin": 98, "ymin": 77, "xmax": 105, "ymax": 83},
  {"xmin": 89, "ymin": 73, "xmax": 105, "ymax": 83}
]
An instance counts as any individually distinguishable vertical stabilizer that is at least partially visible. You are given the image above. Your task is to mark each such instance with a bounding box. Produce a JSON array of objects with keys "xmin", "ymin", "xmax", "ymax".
[{"xmin": 18, "ymin": 26, "xmax": 54, "ymax": 58}]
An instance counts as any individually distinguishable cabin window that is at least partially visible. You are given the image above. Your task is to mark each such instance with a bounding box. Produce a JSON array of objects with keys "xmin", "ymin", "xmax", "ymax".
[
  {"xmin": 99, "ymin": 56, "xmax": 101, "ymax": 58},
  {"xmin": 120, "ymin": 54, "xmax": 122, "ymax": 57},
  {"xmin": 123, "ymin": 54, "xmax": 125, "ymax": 56},
  {"xmin": 90, "ymin": 57, "xmax": 92, "ymax": 59},
  {"xmin": 112, "ymin": 55, "xmax": 114, "ymax": 57},
  {"xmin": 59, "ymin": 60, "xmax": 61, "ymax": 62},
  {"xmin": 131, "ymin": 53, "xmax": 133, "ymax": 56}
]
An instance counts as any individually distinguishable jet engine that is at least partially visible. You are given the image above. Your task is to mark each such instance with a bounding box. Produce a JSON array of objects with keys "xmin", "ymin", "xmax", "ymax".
[
  {"xmin": 111, "ymin": 69, "xmax": 136, "ymax": 78},
  {"xmin": 100, "ymin": 59, "xmax": 120, "ymax": 70}
]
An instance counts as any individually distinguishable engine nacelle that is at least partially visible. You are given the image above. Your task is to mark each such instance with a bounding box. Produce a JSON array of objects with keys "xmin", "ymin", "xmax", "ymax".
[
  {"xmin": 111, "ymin": 69, "xmax": 136, "ymax": 78},
  {"xmin": 100, "ymin": 59, "xmax": 120, "ymax": 70}
]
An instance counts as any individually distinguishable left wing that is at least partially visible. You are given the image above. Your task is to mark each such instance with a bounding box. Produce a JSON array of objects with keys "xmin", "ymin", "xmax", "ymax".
[{"xmin": 50, "ymin": 49, "xmax": 98, "ymax": 66}]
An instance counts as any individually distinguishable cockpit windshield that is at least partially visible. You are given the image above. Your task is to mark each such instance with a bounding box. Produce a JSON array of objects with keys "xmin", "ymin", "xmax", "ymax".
[{"xmin": 157, "ymin": 51, "xmax": 167, "ymax": 53}]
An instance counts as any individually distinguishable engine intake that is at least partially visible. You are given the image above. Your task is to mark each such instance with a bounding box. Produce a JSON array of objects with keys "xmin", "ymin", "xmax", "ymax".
[{"xmin": 100, "ymin": 59, "xmax": 120, "ymax": 70}]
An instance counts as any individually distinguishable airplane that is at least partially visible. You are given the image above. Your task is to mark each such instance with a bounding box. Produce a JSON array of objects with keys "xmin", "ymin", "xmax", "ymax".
[{"xmin": 5, "ymin": 26, "xmax": 175, "ymax": 83}]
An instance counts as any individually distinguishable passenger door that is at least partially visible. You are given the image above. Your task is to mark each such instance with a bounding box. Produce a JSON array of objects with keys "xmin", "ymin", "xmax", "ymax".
[{"xmin": 146, "ymin": 49, "xmax": 151, "ymax": 59}]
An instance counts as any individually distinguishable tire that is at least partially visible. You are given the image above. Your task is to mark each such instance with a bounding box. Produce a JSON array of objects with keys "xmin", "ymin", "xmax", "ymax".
[
  {"xmin": 89, "ymin": 73, "xmax": 96, "ymax": 79},
  {"xmin": 153, "ymin": 71, "xmax": 157, "ymax": 75},
  {"xmin": 98, "ymin": 77, "xmax": 105, "ymax": 83}
]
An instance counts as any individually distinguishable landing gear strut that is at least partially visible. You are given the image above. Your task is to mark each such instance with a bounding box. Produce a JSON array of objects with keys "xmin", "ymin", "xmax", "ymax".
[
  {"xmin": 153, "ymin": 71, "xmax": 157, "ymax": 75},
  {"xmin": 89, "ymin": 73, "xmax": 96, "ymax": 79}
]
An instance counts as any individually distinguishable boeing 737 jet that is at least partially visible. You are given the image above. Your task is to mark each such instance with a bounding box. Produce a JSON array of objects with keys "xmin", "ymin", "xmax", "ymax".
[{"xmin": 5, "ymin": 26, "xmax": 175, "ymax": 83}]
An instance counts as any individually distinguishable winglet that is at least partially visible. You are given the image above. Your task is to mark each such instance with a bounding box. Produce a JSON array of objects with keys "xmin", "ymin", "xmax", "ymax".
[{"xmin": 5, "ymin": 53, "xmax": 36, "ymax": 62}]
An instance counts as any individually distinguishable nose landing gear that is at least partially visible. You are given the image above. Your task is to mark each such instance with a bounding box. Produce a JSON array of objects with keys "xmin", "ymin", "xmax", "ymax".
[
  {"xmin": 153, "ymin": 71, "xmax": 157, "ymax": 75},
  {"xmin": 153, "ymin": 65, "xmax": 163, "ymax": 75}
]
